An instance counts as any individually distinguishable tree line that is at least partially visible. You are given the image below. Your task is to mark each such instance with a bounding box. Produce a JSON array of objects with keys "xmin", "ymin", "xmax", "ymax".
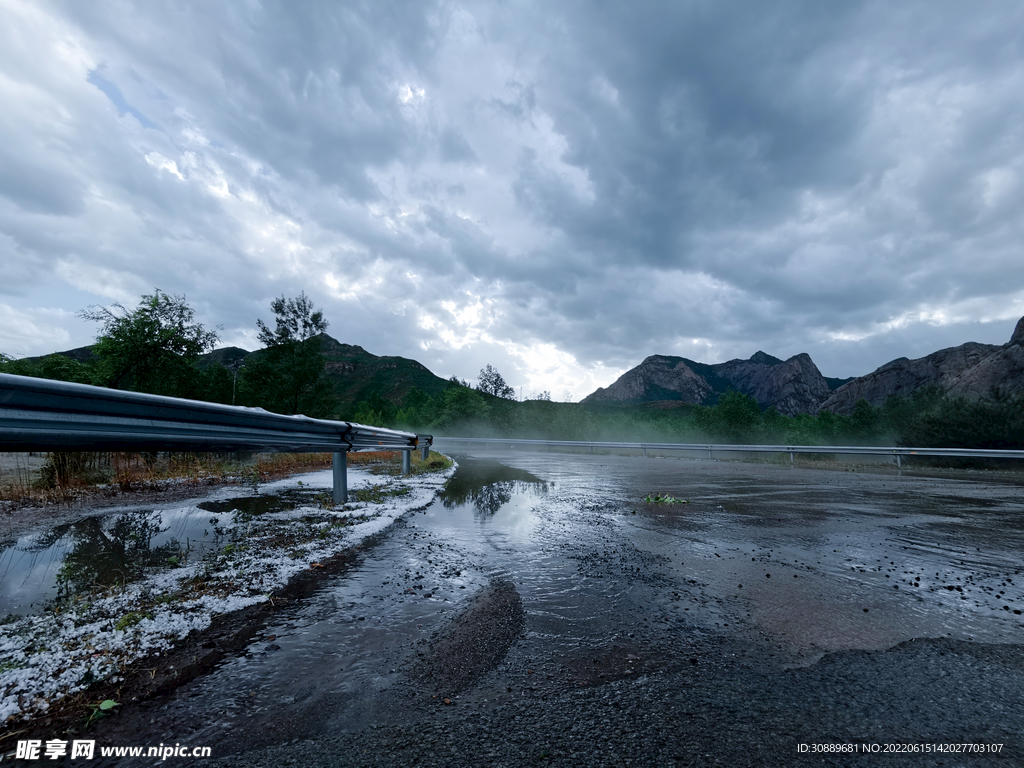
[
  {"xmin": 1, "ymin": 290, "xmax": 338, "ymax": 417},
  {"xmin": 353, "ymin": 381, "xmax": 1024, "ymax": 454},
  {"xmin": 4, "ymin": 289, "xmax": 1021, "ymax": 453}
]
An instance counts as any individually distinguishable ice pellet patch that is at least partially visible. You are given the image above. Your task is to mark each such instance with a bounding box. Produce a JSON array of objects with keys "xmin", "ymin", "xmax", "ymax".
[{"xmin": 0, "ymin": 462, "xmax": 454, "ymax": 725}]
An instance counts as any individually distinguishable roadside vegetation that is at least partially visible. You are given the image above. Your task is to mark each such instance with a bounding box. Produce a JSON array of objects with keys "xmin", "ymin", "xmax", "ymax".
[
  {"xmin": 0, "ymin": 451, "xmax": 333, "ymax": 507},
  {"xmin": 3, "ymin": 289, "xmax": 1021, "ymax": 489},
  {"xmin": 0, "ymin": 450, "xmax": 453, "ymax": 507},
  {"xmin": 353, "ymin": 382, "xmax": 1024, "ymax": 454}
]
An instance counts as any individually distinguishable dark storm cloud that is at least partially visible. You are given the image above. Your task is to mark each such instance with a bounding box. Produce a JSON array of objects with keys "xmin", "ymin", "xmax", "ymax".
[
  {"xmin": 474, "ymin": 0, "xmax": 1024, "ymax": 377},
  {"xmin": 58, "ymin": 1, "xmax": 445, "ymax": 199},
  {"xmin": 509, "ymin": 2, "xmax": 867, "ymax": 247},
  {"xmin": 3, "ymin": 0, "xmax": 1024, "ymax": 392}
]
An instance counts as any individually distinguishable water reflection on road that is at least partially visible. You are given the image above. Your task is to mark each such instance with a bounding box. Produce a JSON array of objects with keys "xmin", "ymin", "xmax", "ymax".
[
  {"xmin": 92, "ymin": 452, "xmax": 1024, "ymax": 760},
  {"xmin": 0, "ymin": 490, "xmax": 321, "ymax": 618}
]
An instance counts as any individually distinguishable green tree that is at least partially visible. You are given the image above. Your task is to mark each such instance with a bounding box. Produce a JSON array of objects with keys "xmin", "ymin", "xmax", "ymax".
[
  {"xmin": 77, "ymin": 291, "xmax": 219, "ymax": 395},
  {"xmin": 813, "ymin": 409, "xmax": 844, "ymax": 444},
  {"xmin": 351, "ymin": 392, "xmax": 398, "ymax": 427},
  {"xmin": 899, "ymin": 391, "xmax": 1024, "ymax": 450},
  {"xmin": 760, "ymin": 406, "xmax": 787, "ymax": 442},
  {"xmin": 714, "ymin": 390, "xmax": 762, "ymax": 443},
  {"xmin": 477, "ymin": 364, "xmax": 515, "ymax": 399},
  {"xmin": 846, "ymin": 398, "xmax": 880, "ymax": 443},
  {"xmin": 32, "ymin": 354, "xmax": 94, "ymax": 384},
  {"xmin": 240, "ymin": 292, "xmax": 337, "ymax": 416},
  {"xmin": 395, "ymin": 387, "xmax": 431, "ymax": 429},
  {"xmin": 783, "ymin": 413, "xmax": 818, "ymax": 445},
  {"xmin": 433, "ymin": 386, "xmax": 491, "ymax": 431},
  {"xmin": 196, "ymin": 361, "xmax": 235, "ymax": 405}
]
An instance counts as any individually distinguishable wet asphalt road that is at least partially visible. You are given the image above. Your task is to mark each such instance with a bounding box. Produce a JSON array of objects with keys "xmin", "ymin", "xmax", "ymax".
[{"xmin": 90, "ymin": 451, "xmax": 1024, "ymax": 766}]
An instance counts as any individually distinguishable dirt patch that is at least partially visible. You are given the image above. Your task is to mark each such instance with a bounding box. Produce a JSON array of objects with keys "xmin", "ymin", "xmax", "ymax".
[{"xmin": 409, "ymin": 578, "xmax": 524, "ymax": 698}]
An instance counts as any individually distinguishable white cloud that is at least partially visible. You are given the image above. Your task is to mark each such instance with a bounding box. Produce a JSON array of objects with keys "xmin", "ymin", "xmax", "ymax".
[{"xmin": 0, "ymin": 304, "xmax": 75, "ymax": 357}]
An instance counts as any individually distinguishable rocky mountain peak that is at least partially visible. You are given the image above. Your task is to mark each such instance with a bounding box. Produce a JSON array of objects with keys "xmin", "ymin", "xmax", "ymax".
[
  {"xmin": 748, "ymin": 351, "xmax": 783, "ymax": 366},
  {"xmin": 1009, "ymin": 316, "xmax": 1024, "ymax": 346},
  {"xmin": 582, "ymin": 349, "xmax": 831, "ymax": 415},
  {"xmin": 820, "ymin": 325, "xmax": 1018, "ymax": 413},
  {"xmin": 319, "ymin": 337, "xmax": 372, "ymax": 358},
  {"xmin": 581, "ymin": 355, "xmax": 713, "ymax": 405},
  {"xmin": 712, "ymin": 352, "xmax": 830, "ymax": 415}
]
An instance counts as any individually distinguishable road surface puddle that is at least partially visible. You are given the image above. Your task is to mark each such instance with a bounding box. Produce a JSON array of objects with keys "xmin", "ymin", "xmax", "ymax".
[{"xmin": 0, "ymin": 490, "xmax": 321, "ymax": 618}]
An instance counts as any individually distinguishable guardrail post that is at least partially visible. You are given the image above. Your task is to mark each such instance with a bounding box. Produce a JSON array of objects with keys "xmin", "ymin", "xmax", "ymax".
[
  {"xmin": 402, "ymin": 449, "xmax": 411, "ymax": 475},
  {"xmin": 642, "ymin": 447, "xmax": 647, "ymax": 458},
  {"xmin": 333, "ymin": 452, "xmax": 348, "ymax": 504},
  {"xmin": 896, "ymin": 454, "xmax": 902, "ymax": 469},
  {"xmin": 790, "ymin": 451, "xmax": 794, "ymax": 464},
  {"xmin": 421, "ymin": 444, "xmax": 429, "ymax": 461}
]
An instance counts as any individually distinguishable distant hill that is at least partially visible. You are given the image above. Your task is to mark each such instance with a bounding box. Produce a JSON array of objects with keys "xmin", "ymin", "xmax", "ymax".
[
  {"xmin": 820, "ymin": 316, "xmax": 1024, "ymax": 414},
  {"xmin": 196, "ymin": 335, "xmax": 452, "ymax": 407},
  {"xmin": 316, "ymin": 335, "xmax": 452, "ymax": 405},
  {"xmin": 34, "ymin": 334, "xmax": 453, "ymax": 408},
  {"xmin": 195, "ymin": 335, "xmax": 453, "ymax": 407},
  {"xmin": 582, "ymin": 350, "xmax": 847, "ymax": 416},
  {"xmin": 583, "ymin": 316, "xmax": 1024, "ymax": 416},
  {"xmin": 24, "ymin": 345, "xmax": 97, "ymax": 364},
  {"xmin": 198, "ymin": 346, "xmax": 250, "ymax": 370}
]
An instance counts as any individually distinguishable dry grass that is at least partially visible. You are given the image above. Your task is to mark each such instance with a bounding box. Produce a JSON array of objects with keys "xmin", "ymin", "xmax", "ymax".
[
  {"xmin": 252, "ymin": 452, "xmax": 334, "ymax": 479},
  {"xmin": 347, "ymin": 450, "xmax": 401, "ymax": 466},
  {"xmin": 0, "ymin": 451, "xmax": 327, "ymax": 506},
  {"xmin": 0, "ymin": 449, "xmax": 451, "ymax": 507},
  {"xmin": 0, "ymin": 453, "xmax": 38, "ymax": 505},
  {"xmin": 358, "ymin": 449, "xmax": 453, "ymax": 475}
]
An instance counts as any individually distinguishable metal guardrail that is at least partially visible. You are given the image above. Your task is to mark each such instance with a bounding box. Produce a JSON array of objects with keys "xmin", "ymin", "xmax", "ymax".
[
  {"xmin": 0, "ymin": 373, "xmax": 433, "ymax": 503},
  {"xmin": 431, "ymin": 436, "xmax": 1024, "ymax": 467}
]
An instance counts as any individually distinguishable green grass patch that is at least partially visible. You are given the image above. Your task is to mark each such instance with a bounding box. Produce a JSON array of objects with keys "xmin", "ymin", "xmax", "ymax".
[
  {"xmin": 642, "ymin": 494, "xmax": 690, "ymax": 504},
  {"xmin": 114, "ymin": 612, "xmax": 150, "ymax": 631},
  {"xmin": 354, "ymin": 483, "xmax": 411, "ymax": 503}
]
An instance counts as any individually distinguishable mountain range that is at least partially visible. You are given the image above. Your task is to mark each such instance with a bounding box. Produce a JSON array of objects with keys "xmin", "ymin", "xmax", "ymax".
[
  {"xmin": 27, "ymin": 334, "xmax": 453, "ymax": 409},
  {"xmin": 581, "ymin": 351, "xmax": 846, "ymax": 415},
  {"xmin": 201, "ymin": 335, "xmax": 455, "ymax": 406},
  {"xmin": 582, "ymin": 316, "xmax": 1024, "ymax": 415},
  {"xmin": 27, "ymin": 316, "xmax": 1024, "ymax": 416}
]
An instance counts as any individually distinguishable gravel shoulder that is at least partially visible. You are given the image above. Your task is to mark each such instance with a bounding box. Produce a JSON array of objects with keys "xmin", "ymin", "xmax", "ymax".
[{"xmin": 204, "ymin": 634, "xmax": 1023, "ymax": 768}]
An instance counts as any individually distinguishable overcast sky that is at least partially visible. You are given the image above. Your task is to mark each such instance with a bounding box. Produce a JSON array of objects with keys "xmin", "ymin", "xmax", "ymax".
[{"xmin": 2, "ymin": 1, "xmax": 1023, "ymax": 400}]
